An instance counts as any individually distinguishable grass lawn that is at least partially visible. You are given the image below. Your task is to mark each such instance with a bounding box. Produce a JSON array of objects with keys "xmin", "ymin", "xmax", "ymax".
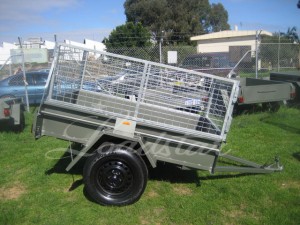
[
  {"xmin": 0, "ymin": 106, "xmax": 299, "ymax": 225},
  {"xmin": 239, "ymin": 68, "xmax": 299, "ymax": 78}
]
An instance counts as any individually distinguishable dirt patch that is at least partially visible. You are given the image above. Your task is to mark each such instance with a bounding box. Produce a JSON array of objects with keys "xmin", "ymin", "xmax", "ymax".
[
  {"xmin": 139, "ymin": 207, "xmax": 164, "ymax": 225},
  {"xmin": 0, "ymin": 183, "xmax": 26, "ymax": 200},
  {"xmin": 226, "ymin": 208, "xmax": 245, "ymax": 218},
  {"xmin": 140, "ymin": 217, "xmax": 162, "ymax": 225},
  {"xmin": 173, "ymin": 185, "xmax": 193, "ymax": 196},
  {"xmin": 139, "ymin": 217, "xmax": 150, "ymax": 225},
  {"xmin": 280, "ymin": 180, "xmax": 300, "ymax": 189},
  {"xmin": 222, "ymin": 204, "xmax": 261, "ymax": 224},
  {"xmin": 225, "ymin": 204, "xmax": 248, "ymax": 218},
  {"xmin": 144, "ymin": 189, "xmax": 159, "ymax": 199}
]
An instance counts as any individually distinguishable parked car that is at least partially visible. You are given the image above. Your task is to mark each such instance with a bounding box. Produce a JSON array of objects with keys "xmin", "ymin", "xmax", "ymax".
[
  {"xmin": 37, "ymin": 68, "xmax": 50, "ymax": 73},
  {"xmin": 0, "ymin": 72, "xmax": 48, "ymax": 104},
  {"xmin": 180, "ymin": 52, "xmax": 238, "ymax": 77},
  {"xmin": 0, "ymin": 70, "xmax": 136, "ymax": 105}
]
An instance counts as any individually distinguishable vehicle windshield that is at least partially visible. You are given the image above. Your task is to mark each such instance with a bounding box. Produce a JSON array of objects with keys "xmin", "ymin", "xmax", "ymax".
[
  {"xmin": 182, "ymin": 56, "xmax": 212, "ymax": 68},
  {"xmin": 182, "ymin": 54, "xmax": 233, "ymax": 69},
  {"xmin": 213, "ymin": 55, "xmax": 230, "ymax": 68}
]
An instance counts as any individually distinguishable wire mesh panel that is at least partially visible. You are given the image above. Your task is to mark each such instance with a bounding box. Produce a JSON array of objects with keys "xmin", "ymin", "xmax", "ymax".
[{"xmin": 47, "ymin": 43, "xmax": 239, "ymax": 141}]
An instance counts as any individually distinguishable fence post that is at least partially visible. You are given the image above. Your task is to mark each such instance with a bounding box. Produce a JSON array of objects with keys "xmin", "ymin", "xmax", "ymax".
[
  {"xmin": 255, "ymin": 30, "xmax": 262, "ymax": 79},
  {"xmin": 18, "ymin": 37, "xmax": 30, "ymax": 112},
  {"xmin": 9, "ymin": 63, "xmax": 12, "ymax": 77},
  {"xmin": 159, "ymin": 38, "xmax": 163, "ymax": 63},
  {"xmin": 277, "ymin": 34, "xmax": 281, "ymax": 72},
  {"xmin": 159, "ymin": 31, "xmax": 164, "ymax": 63},
  {"xmin": 298, "ymin": 45, "xmax": 300, "ymax": 69}
]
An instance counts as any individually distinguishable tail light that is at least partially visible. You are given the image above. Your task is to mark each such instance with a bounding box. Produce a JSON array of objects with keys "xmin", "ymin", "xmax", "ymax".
[
  {"xmin": 238, "ymin": 96, "xmax": 244, "ymax": 103},
  {"xmin": 202, "ymin": 97, "xmax": 209, "ymax": 102},
  {"xmin": 3, "ymin": 108, "xmax": 10, "ymax": 117},
  {"xmin": 290, "ymin": 92, "xmax": 296, "ymax": 99}
]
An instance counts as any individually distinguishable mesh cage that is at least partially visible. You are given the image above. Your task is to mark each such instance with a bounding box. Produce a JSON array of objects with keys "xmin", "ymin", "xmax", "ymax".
[{"xmin": 46, "ymin": 44, "xmax": 239, "ymax": 141}]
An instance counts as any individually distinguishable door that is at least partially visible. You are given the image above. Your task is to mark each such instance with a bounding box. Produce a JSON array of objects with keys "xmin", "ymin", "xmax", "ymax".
[
  {"xmin": 32, "ymin": 73, "xmax": 48, "ymax": 104},
  {"xmin": 7, "ymin": 74, "xmax": 35, "ymax": 104}
]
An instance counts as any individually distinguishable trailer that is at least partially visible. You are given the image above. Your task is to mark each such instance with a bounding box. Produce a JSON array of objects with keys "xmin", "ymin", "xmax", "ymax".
[
  {"xmin": 0, "ymin": 97, "xmax": 25, "ymax": 132},
  {"xmin": 236, "ymin": 77, "xmax": 295, "ymax": 111},
  {"xmin": 33, "ymin": 43, "xmax": 282, "ymax": 206},
  {"xmin": 180, "ymin": 54, "xmax": 296, "ymax": 112},
  {"xmin": 270, "ymin": 71, "xmax": 300, "ymax": 102}
]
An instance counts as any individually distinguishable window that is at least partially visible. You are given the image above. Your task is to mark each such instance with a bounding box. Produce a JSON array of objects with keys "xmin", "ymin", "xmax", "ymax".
[
  {"xmin": 34, "ymin": 74, "xmax": 48, "ymax": 85},
  {"xmin": 213, "ymin": 56, "xmax": 230, "ymax": 68},
  {"xmin": 8, "ymin": 74, "xmax": 34, "ymax": 86},
  {"xmin": 9, "ymin": 75, "xmax": 24, "ymax": 86}
]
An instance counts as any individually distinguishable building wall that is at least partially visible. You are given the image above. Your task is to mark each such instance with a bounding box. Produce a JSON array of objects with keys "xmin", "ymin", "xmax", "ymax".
[
  {"xmin": 196, "ymin": 35, "xmax": 257, "ymax": 54},
  {"xmin": 0, "ymin": 39, "xmax": 106, "ymax": 65},
  {"xmin": 84, "ymin": 39, "xmax": 106, "ymax": 52},
  {"xmin": 0, "ymin": 42, "xmax": 18, "ymax": 64}
]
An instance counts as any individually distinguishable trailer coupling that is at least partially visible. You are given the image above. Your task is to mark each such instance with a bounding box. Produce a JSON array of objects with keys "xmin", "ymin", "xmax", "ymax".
[{"xmin": 213, "ymin": 154, "xmax": 283, "ymax": 174}]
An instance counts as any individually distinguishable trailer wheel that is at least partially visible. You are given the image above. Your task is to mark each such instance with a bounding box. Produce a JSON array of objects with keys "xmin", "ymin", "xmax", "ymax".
[
  {"xmin": 262, "ymin": 102, "xmax": 280, "ymax": 112},
  {"xmin": 83, "ymin": 146, "xmax": 148, "ymax": 206},
  {"xmin": 14, "ymin": 110, "xmax": 25, "ymax": 132}
]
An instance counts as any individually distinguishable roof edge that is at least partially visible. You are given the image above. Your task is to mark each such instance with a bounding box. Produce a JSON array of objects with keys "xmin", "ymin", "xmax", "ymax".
[{"xmin": 191, "ymin": 30, "xmax": 273, "ymax": 41}]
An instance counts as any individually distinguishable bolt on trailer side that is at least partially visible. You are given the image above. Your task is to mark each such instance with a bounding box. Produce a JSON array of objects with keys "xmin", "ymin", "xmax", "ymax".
[{"xmin": 33, "ymin": 43, "xmax": 282, "ymax": 205}]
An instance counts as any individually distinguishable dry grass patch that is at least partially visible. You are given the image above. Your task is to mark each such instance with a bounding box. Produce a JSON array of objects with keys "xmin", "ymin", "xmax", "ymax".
[
  {"xmin": 222, "ymin": 204, "xmax": 261, "ymax": 224},
  {"xmin": 139, "ymin": 207, "xmax": 165, "ymax": 225},
  {"xmin": 0, "ymin": 183, "xmax": 26, "ymax": 200},
  {"xmin": 279, "ymin": 180, "xmax": 300, "ymax": 190},
  {"xmin": 144, "ymin": 189, "xmax": 159, "ymax": 199},
  {"xmin": 173, "ymin": 184, "xmax": 193, "ymax": 196}
]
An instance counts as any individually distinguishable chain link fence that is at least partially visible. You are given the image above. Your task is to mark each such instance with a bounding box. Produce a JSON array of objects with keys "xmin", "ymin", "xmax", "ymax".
[
  {"xmin": 0, "ymin": 56, "xmax": 23, "ymax": 79},
  {"xmin": 106, "ymin": 43, "xmax": 299, "ymax": 78},
  {"xmin": 106, "ymin": 45, "xmax": 198, "ymax": 65},
  {"xmin": 0, "ymin": 52, "xmax": 51, "ymax": 81},
  {"xmin": 260, "ymin": 43, "xmax": 300, "ymax": 71},
  {"xmin": 0, "ymin": 41, "xmax": 299, "ymax": 80},
  {"xmin": 0, "ymin": 59, "xmax": 50, "ymax": 79},
  {"xmin": 0, "ymin": 39, "xmax": 298, "ymax": 112}
]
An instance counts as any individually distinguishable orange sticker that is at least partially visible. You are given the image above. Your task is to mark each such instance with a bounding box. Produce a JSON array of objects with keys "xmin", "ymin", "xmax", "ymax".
[{"xmin": 122, "ymin": 121, "xmax": 131, "ymax": 126}]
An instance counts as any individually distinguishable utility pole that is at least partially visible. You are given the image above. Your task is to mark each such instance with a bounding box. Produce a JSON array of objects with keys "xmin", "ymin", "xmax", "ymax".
[
  {"xmin": 277, "ymin": 33, "xmax": 281, "ymax": 72},
  {"xmin": 255, "ymin": 30, "xmax": 262, "ymax": 79},
  {"xmin": 18, "ymin": 37, "xmax": 30, "ymax": 112},
  {"xmin": 159, "ymin": 31, "xmax": 164, "ymax": 63}
]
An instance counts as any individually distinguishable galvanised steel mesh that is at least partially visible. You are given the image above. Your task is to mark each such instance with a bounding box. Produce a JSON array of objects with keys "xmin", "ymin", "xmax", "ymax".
[{"xmin": 46, "ymin": 43, "xmax": 239, "ymax": 141}]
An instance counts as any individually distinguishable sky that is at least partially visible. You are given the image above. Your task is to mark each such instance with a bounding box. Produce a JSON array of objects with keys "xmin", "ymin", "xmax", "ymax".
[{"xmin": 0, "ymin": 0, "xmax": 299, "ymax": 44}]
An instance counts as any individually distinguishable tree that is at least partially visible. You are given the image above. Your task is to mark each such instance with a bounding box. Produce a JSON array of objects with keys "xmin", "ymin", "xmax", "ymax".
[
  {"xmin": 208, "ymin": 3, "xmax": 230, "ymax": 32},
  {"xmin": 103, "ymin": 22, "xmax": 151, "ymax": 48},
  {"xmin": 124, "ymin": 0, "xmax": 169, "ymax": 39},
  {"xmin": 124, "ymin": 0, "xmax": 230, "ymax": 45},
  {"xmin": 285, "ymin": 26, "xmax": 299, "ymax": 43},
  {"xmin": 260, "ymin": 30, "xmax": 299, "ymax": 69}
]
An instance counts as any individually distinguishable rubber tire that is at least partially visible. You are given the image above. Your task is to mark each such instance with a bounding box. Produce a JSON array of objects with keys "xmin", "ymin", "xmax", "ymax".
[
  {"xmin": 83, "ymin": 145, "xmax": 148, "ymax": 206},
  {"xmin": 14, "ymin": 111, "xmax": 25, "ymax": 132},
  {"xmin": 262, "ymin": 102, "xmax": 280, "ymax": 112}
]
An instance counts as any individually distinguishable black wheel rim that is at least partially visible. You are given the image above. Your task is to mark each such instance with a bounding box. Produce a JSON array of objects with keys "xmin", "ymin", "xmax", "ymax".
[{"xmin": 96, "ymin": 160, "xmax": 133, "ymax": 196}]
